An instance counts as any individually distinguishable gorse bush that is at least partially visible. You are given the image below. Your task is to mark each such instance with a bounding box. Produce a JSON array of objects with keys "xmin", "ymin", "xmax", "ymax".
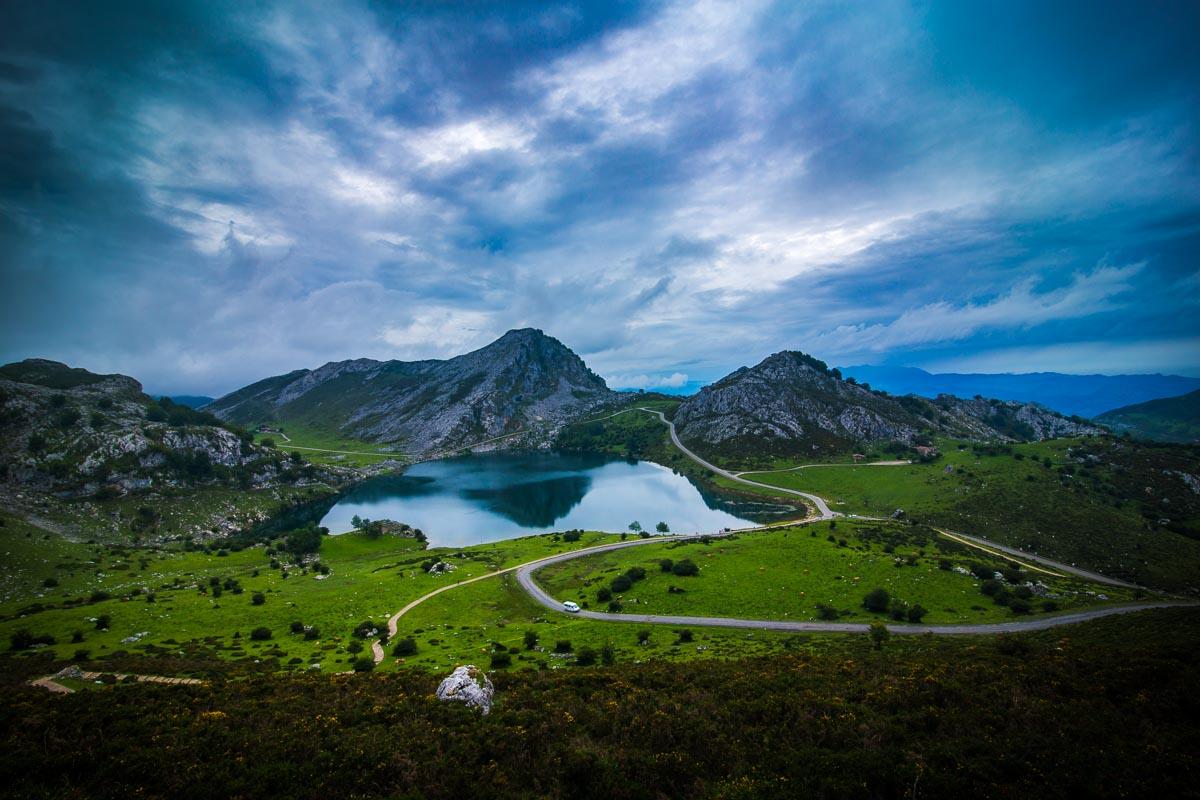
[{"xmin": 1, "ymin": 609, "xmax": 1198, "ymax": 800}]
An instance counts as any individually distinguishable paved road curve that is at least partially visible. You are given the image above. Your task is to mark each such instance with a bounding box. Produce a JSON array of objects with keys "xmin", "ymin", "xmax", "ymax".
[
  {"xmin": 638, "ymin": 408, "xmax": 835, "ymax": 519},
  {"xmin": 514, "ymin": 531, "xmax": 1188, "ymax": 635}
]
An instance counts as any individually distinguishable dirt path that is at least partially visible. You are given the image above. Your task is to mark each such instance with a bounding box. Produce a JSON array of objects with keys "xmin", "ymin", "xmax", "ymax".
[{"xmin": 30, "ymin": 669, "xmax": 204, "ymax": 694}]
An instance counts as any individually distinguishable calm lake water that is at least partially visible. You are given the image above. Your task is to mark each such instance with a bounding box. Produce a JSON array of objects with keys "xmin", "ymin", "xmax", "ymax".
[{"xmin": 320, "ymin": 451, "xmax": 792, "ymax": 548}]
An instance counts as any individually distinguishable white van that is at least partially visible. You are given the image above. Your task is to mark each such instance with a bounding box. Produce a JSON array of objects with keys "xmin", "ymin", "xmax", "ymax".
[{"xmin": 562, "ymin": 600, "xmax": 580, "ymax": 613}]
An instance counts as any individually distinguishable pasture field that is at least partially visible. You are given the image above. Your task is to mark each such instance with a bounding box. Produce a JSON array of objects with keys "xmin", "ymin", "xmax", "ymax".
[{"xmin": 534, "ymin": 520, "xmax": 1136, "ymax": 626}]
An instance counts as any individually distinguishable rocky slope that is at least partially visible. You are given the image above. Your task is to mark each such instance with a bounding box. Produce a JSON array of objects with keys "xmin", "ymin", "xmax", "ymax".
[
  {"xmin": 0, "ymin": 359, "xmax": 347, "ymax": 518},
  {"xmin": 673, "ymin": 351, "xmax": 1103, "ymax": 460},
  {"xmin": 206, "ymin": 329, "xmax": 617, "ymax": 454}
]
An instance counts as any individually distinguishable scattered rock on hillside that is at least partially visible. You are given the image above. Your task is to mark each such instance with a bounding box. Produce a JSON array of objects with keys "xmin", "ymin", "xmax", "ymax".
[{"xmin": 436, "ymin": 665, "xmax": 495, "ymax": 714}]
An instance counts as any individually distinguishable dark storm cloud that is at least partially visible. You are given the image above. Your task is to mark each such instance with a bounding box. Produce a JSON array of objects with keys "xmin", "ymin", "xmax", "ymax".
[{"xmin": 0, "ymin": 0, "xmax": 1197, "ymax": 393}]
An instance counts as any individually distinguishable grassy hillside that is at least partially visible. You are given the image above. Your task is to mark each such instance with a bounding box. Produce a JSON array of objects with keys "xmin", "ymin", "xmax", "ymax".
[
  {"xmin": 3, "ymin": 607, "xmax": 1198, "ymax": 799},
  {"xmin": 1096, "ymin": 389, "xmax": 1200, "ymax": 443},
  {"xmin": 724, "ymin": 438, "xmax": 1200, "ymax": 592}
]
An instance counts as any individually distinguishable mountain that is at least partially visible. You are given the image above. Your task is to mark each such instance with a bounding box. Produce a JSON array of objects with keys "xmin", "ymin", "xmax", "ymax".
[
  {"xmin": 1095, "ymin": 390, "xmax": 1200, "ymax": 443},
  {"xmin": 205, "ymin": 329, "xmax": 616, "ymax": 454},
  {"xmin": 673, "ymin": 351, "xmax": 1103, "ymax": 461},
  {"xmin": 840, "ymin": 365, "xmax": 1200, "ymax": 418},
  {"xmin": 0, "ymin": 359, "xmax": 337, "ymax": 502}
]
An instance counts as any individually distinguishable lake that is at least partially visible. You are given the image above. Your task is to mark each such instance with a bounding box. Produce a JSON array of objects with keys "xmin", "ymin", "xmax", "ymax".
[{"xmin": 319, "ymin": 451, "xmax": 795, "ymax": 548}]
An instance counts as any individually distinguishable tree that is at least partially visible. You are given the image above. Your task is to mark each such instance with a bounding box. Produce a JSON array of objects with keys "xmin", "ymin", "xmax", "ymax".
[
  {"xmin": 628, "ymin": 521, "xmax": 642, "ymax": 534},
  {"xmin": 289, "ymin": 450, "xmax": 303, "ymax": 464},
  {"xmin": 523, "ymin": 630, "xmax": 539, "ymax": 650},
  {"xmin": 869, "ymin": 621, "xmax": 890, "ymax": 650},
  {"xmin": 352, "ymin": 657, "xmax": 375, "ymax": 672},
  {"xmin": 575, "ymin": 646, "xmax": 597, "ymax": 666},
  {"xmin": 610, "ymin": 575, "xmax": 633, "ymax": 593},
  {"xmin": 562, "ymin": 530, "xmax": 581, "ymax": 542},
  {"xmin": 351, "ymin": 515, "xmax": 363, "ymax": 529},
  {"xmin": 393, "ymin": 637, "xmax": 417, "ymax": 656},
  {"xmin": 601, "ymin": 642, "xmax": 615, "ymax": 665},
  {"xmin": 907, "ymin": 604, "xmax": 928, "ymax": 623},
  {"xmin": 862, "ymin": 588, "xmax": 890, "ymax": 613},
  {"xmin": 656, "ymin": 521, "xmax": 670, "ymax": 533},
  {"xmin": 659, "ymin": 559, "xmax": 674, "ymax": 572}
]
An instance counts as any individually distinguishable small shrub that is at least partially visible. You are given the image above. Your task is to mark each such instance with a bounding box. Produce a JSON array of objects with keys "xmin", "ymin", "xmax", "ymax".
[
  {"xmin": 303, "ymin": 626, "xmax": 320, "ymax": 641},
  {"xmin": 671, "ymin": 559, "xmax": 699, "ymax": 577},
  {"xmin": 523, "ymin": 630, "xmax": 538, "ymax": 650},
  {"xmin": 596, "ymin": 587, "xmax": 612, "ymax": 602},
  {"xmin": 636, "ymin": 629, "xmax": 651, "ymax": 644},
  {"xmin": 601, "ymin": 642, "xmax": 615, "ymax": 665},
  {"xmin": 862, "ymin": 588, "xmax": 890, "ymax": 613},
  {"xmin": 562, "ymin": 530, "xmax": 581, "ymax": 542},
  {"xmin": 1041, "ymin": 600, "xmax": 1059, "ymax": 612},
  {"xmin": 610, "ymin": 575, "xmax": 632, "ymax": 593},
  {"xmin": 351, "ymin": 657, "xmax": 375, "ymax": 673},
  {"xmin": 251, "ymin": 592, "xmax": 266, "ymax": 606},
  {"xmin": 249, "ymin": 627, "xmax": 272, "ymax": 641},
  {"xmin": 490, "ymin": 652, "xmax": 512, "ymax": 669},
  {"xmin": 575, "ymin": 646, "xmax": 598, "ymax": 666},
  {"xmin": 980, "ymin": 579, "xmax": 1003, "ymax": 596},
  {"xmin": 346, "ymin": 640, "xmax": 364, "ymax": 654},
  {"xmin": 907, "ymin": 604, "xmax": 928, "ymax": 623},
  {"xmin": 290, "ymin": 621, "xmax": 305, "ymax": 634},
  {"xmin": 659, "ymin": 559, "xmax": 674, "ymax": 572},
  {"xmin": 42, "ymin": 577, "xmax": 59, "ymax": 588},
  {"xmin": 815, "ymin": 603, "xmax": 839, "ymax": 621},
  {"xmin": 554, "ymin": 640, "xmax": 572, "ymax": 653},
  {"xmin": 868, "ymin": 621, "xmax": 890, "ymax": 650},
  {"xmin": 1009, "ymin": 599, "xmax": 1032, "ymax": 615},
  {"xmin": 676, "ymin": 629, "xmax": 693, "ymax": 643},
  {"xmin": 94, "ymin": 614, "xmax": 111, "ymax": 630},
  {"xmin": 607, "ymin": 600, "xmax": 623, "ymax": 612},
  {"xmin": 393, "ymin": 637, "xmax": 417, "ymax": 656}
]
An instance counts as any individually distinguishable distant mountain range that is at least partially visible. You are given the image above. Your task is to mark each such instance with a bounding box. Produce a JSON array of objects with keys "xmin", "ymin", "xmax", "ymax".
[
  {"xmin": 673, "ymin": 352, "xmax": 1102, "ymax": 462},
  {"xmin": 1095, "ymin": 390, "xmax": 1200, "ymax": 443},
  {"xmin": 839, "ymin": 365, "xmax": 1200, "ymax": 418},
  {"xmin": 205, "ymin": 329, "xmax": 616, "ymax": 454}
]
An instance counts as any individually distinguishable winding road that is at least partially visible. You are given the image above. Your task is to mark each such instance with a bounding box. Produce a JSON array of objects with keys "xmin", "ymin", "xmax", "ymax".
[{"xmin": 369, "ymin": 407, "xmax": 1187, "ymax": 662}]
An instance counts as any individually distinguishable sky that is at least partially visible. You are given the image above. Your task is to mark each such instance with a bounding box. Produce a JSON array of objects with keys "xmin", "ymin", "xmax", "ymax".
[{"xmin": 1, "ymin": 1, "xmax": 1198, "ymax": 395}]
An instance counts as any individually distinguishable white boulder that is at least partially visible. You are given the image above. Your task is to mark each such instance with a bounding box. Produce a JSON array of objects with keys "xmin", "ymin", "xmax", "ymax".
[{"xmin": 436, "ymin": 665, "xmax": 494, "ymax": 715}]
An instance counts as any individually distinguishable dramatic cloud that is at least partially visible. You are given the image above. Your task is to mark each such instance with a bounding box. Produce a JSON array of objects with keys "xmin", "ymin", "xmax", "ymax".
[{"xmin": 1, "ymin": 0, "xmax": 1197, "ymax": 393}]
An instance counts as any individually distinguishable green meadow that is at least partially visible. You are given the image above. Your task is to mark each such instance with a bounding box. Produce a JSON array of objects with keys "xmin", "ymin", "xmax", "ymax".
[
  {"xmin": 253, "ymin": 425, "xmax": 403, "ymax": 468},
  {"xmin": 0, "ymin": 512, "xmax": 627, "ymax": 673},
  {"xmin": 533, "ymin": 520, "xmax": 1136, "ymax": 626}
]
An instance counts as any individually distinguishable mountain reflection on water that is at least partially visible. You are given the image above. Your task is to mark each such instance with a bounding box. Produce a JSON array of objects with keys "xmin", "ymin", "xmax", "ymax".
[{"xmin": 320, "ymin": 451, "xmax": 795, "ymax": 548}]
